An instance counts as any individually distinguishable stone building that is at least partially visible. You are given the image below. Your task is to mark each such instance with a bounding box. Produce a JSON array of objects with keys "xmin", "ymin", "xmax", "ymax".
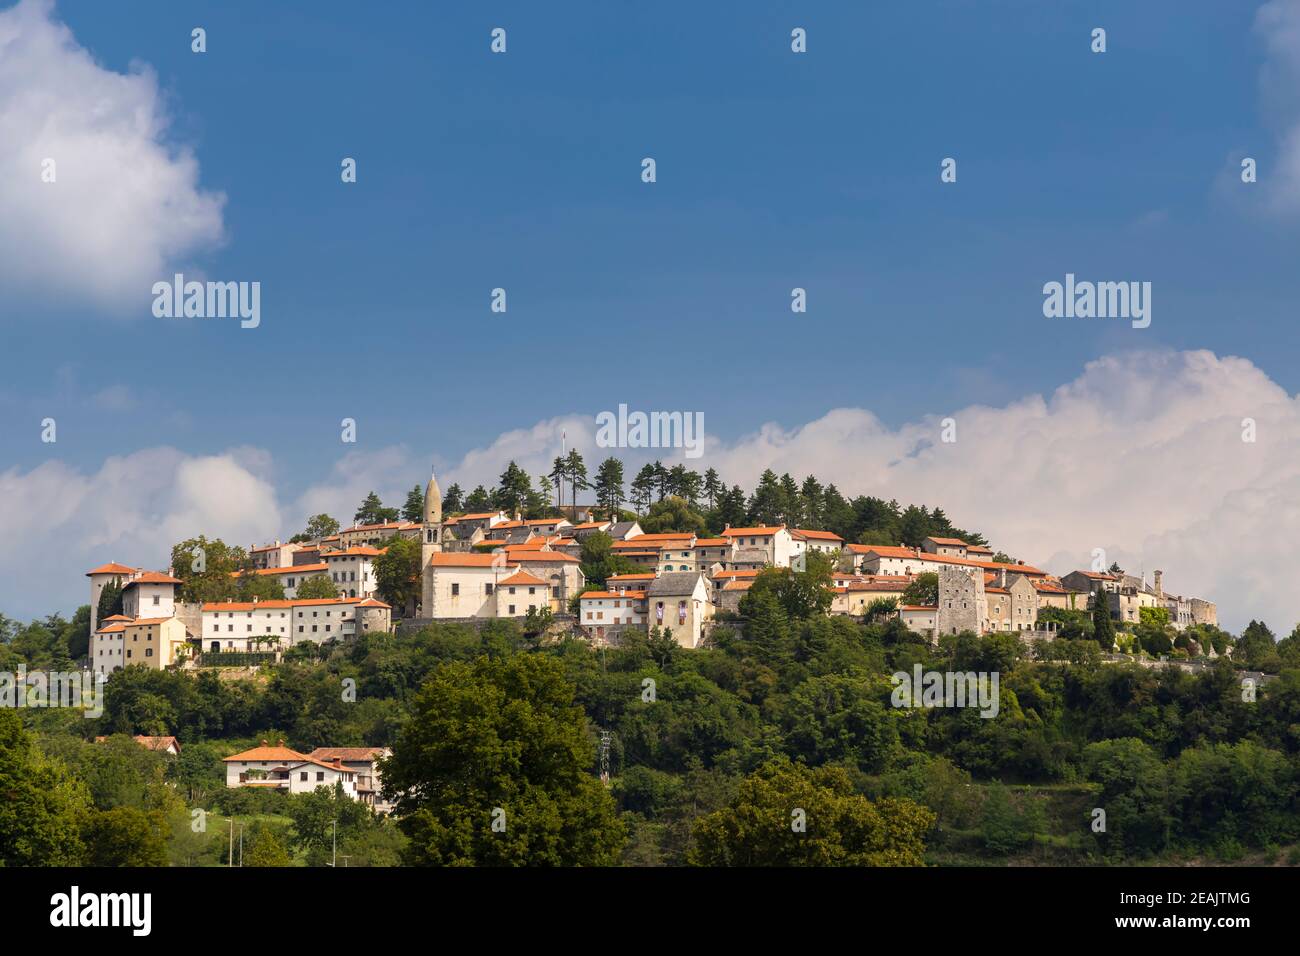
[{"xmin": 936, "ymin": 565, "xmax": 988, "ymax": 636}]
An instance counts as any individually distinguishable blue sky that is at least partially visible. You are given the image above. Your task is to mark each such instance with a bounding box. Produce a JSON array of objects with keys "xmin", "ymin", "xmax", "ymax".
[
  {"xmin": 4, "ymin": 0, "xmax": 1294, "ymax": 480},
  {"xmin": 3, "ymin": 0, "xmax": 1300, "ymax": 626}
]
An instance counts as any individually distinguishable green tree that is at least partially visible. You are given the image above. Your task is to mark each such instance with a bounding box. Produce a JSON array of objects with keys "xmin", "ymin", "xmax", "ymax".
[
  {"xmin": 443, "ymin": 484, "xmax": 464, "ymax": 514},
  {"xmin": 688, "ymin": 757, "xmax": 934, "ymax": 866},
  {"xmin": 564, "ymin": 449, "xmax": 591, "ymax": 511},
  {"xmin": 1092, "ymin": 591, "xmax": 1116, "ymax": 650},
  {"xmin": 97, "ymin": 582, "xmax": 124, "ymax": 625},
  {"xmin": 639, "ymin": 496, "xmax": 708, "ymax": 535},
  {"xmin": 901, "ymin": 572, "xmax": 938, "ymax": 608},
  {"xmin": 243, "ymin": 821, "xmax": 293, "ymax": 866},
  {"xmin": 401, "ymin": 485, "xmax": 426, "ymax": 522},
  {"xmin": 171, "ymin": 536, "xmax": 249, "ymax": 603},
  {"xmin": 493, "ymin": 462, "xmax": 534, "ymax": 516},
  {"xmin": 355, "ymin": 492, "xmax": 398, "ymax": 525},
  {"xmin": 383, "ymin": 653, "xmax": 625, "ymax": 865},
  {"xmin": 593, "ymin": 457, "xmax": 625, "ymax": 517},
  {"xmin": 296, "ymin": 575, "xmax": 340, "ymax": 600},
  {"xmin": 630, "ymin": 465, "xmax": 656, "ymax": 513},
  {"xmin": 702, "ymin": 468, "xmax": 722, "ymax": 510},
  {"xmin": 82, "ymin": 806, "xmax": 169, "ymax": 866},
  {"xmin": 0, "ymin": 711, "xmax": 90, "ymax": 865},
  {"xmin": 375, "ymin": 537, "xmax": 421, "ymax": 616},
  {"xmin": 302, "ymin": 514, "xmax": 340, "ymax": 540}
]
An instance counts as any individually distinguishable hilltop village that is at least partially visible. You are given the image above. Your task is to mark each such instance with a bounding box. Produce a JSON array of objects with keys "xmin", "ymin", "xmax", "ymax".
[{"xmin": 87, "ymin": 468, "xmax": 1219, "ymax": 679}]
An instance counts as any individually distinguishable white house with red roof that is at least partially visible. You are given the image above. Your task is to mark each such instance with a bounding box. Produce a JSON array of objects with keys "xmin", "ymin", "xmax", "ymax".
[{"xmin": 223, "ymin": 741, "xmax": 359, "ymax": 799}]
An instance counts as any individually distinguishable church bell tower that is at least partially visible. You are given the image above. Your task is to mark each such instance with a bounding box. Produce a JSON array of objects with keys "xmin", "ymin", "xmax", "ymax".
[{"xmin": 420, "ymin": 467, "xmax": 443, "ymax": 615}]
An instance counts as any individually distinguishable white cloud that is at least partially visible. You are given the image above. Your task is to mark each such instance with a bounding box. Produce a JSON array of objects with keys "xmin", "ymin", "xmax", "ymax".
[
  {"xmin": 0, "ymin": 0, "xmax": 224, "ymax": 312},
  {"xmin": 0, "ymin": 448, "xmax": 278, "ymax": 620},
  {"xmin": 3, "ymin": 351, "xmax": 1297, "ymax": 633},
  {"xmin": 702, "ymin": 350, "xmax": 1299, "ymax": 634}
]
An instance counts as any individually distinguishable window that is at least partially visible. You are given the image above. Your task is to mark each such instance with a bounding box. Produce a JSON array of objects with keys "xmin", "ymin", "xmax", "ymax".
[
  {"xmin": 451, "ymin": 583, "xmax": 460, "ymax": 596},
  {"xmin": 316, "ymin": 772, "xmax": 325, "ymax": 781},
  {"xmin": 300, "ymin": 771, "xmax": 308, "ymax": 781},
  {"xmin": 152, "ymin": 594, "xmax": 159, "ymax": 606},
  {"xmin": 509, "ymin": 605, "xmax": 516, "ymax": 614},
  {"xmin": 485, "ymin": 583, "xmax": 494, "ymax": 595}
]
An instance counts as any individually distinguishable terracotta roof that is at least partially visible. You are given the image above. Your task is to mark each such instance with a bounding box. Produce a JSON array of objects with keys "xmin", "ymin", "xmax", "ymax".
[
  {"xmin": 232, "ymin": 563, "xmax": 328, "ymax": 577},
  {"xmin": 426, "ymin": 553, "xmax": 503, "ymax": 568},
  {"xmin": 608, "ymin": 573, "xmax": 656, "ymax": 581},
  {"xmin": 500, "ymin": 570, "xmax": 547, "ymax": 587},
  {"xmin": 250, "ymin": 542, "xmax": 299, "ymax": 553},
  {"xmin": 100, "ymin": 614, "xmax": 132, "ymax": 623},
  {"xmin": 223, "ymin": 745, "xmax": 311, "ymax": 763},
  {"xmin": 134, "ymin": 735, "xmax": 180, "ymax": 753},
  {"xmin": 851, "ymin": 545, "xmax": 918, "ymax": 558},
  {"xmin": 322, "ymin": 546, "xmax": 384, "ymax": 557},
  {"xmin": 356, "ymin": 598, "xmax": 391, "ymax": 608},
  {"xmin": 201, "ymin": 598, "xmax": 365, "ymax": 611},
  {"xmin": 96, "ymin": 622, "xmax": 126, "ymax": 633},
  {"xmin": 344, "ymin": 521, "xmax": 417, "ymax": 533},
  {"xmin": 124, "ymin": 571, "xmax": 181, "ymax": 586},
  {"xmin": 901, "ymin": 605, "xmax": 938, "ymax": 612},
  {"xmin": 710, "ymin": 569, "xmax": 762, "ymax": 580},
  {"xmin": 125, "ymin": 617, "xmax": 174, "ymax": 627},
  {"xmin": 966, "ymin": 545, "xmax": 994, "ymax": 554},
  {"xmin": 721, "ymin": 580, "xmax": 754, "ymax": 592},
  {"xmin": 1074, "ymin": 570, "xmax": 1120, "ymax": 580},
  {"xmin": 925, "ymin": 536, "xmax": 969, "ymax": 546},
  {"xmin": 309, "ymin": 747, "xmax": 387, "ymax": 763},
  {"xmin": 444, "ymin": 512, "xmax": 500, "ymax": 524},
  {"xmin": 87, "ymin": 562, "xmax": 138, "ymax": 576},
  {"xmin": 620, "ymin": 532, "xmax": 695, "ymax": 543},
  {"xmin": 570, "ymin": 521, "xmax": 611, "ymax": 530},
  {"xmin": 793, "ymin": 529, "xmax": 844, "ymax": 541},
  {"xmin": 693, "ymin": 538, "xmax": 729, "ymax": 547},
  {"xmin": 508, "ymin": 551, "xmax": 579, "ymax": 564},
  {"xmin": 581, "ymin": 590, "xmax": 647, "ymax": 600},
  {"xmin": 721, "ymin": 526, "xmax": 785, "ymax": 537}
]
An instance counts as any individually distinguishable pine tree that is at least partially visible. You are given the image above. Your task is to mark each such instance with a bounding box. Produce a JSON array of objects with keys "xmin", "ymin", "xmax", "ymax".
[
  {"xmin": 703, "ymin": 468, "xmax": 722, "ymax": 510},
  {"xmin": 564, "ymin": 449, "xmax": 591, "ymax": 510},
  {"xmin": 401, "ymin": 484, "xmax": 425, "ymax": 522},
  {"xmin": 593, "ymin": 457, "xmax": 625, "ymax": 516}
]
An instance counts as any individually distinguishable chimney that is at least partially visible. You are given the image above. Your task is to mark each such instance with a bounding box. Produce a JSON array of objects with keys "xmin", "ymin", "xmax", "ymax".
[
  {"xmin": 277, "ymin": 738, "xmax": 285, "ymax": 747},
  {"xmin": 260, "ymin": 738, "xmax": 269, "ymax": 747},
  {"xmin": 724, "ymin": 523, "xmax": 730, "ymax": 531},
  {"xmin": 1154, "ymin": 570, "xmax": 1163, "ymax": 599},
  {"xmin": 998, "ymin": 568, "xmax": 1007, "ymax": 588}
]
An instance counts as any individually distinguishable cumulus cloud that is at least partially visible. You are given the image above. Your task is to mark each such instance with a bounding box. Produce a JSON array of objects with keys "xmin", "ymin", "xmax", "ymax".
[
  {"xmin": 0, "ymin": 0, "xmax": 224, "ymax": 312},
  {"xmin": 702, "ymin": 350, "xmax": 1298, "ymax": 633},
  {"xmin": 3, "ymin": 351, "xmax": 1297, "ymax": 632},
  {"xmin": 0, "ymin": 448, "xmax": 279, "ymax": 619}
]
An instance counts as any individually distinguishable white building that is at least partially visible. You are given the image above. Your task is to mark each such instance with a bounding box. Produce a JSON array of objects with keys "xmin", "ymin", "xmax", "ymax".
[
  {"xmin": 201, "ymin": 596, "xmax": 391, "ymax": 652},
  {"xmin": 321, "ymin": 546, "xmax": 382, "ymax": 598},
  {"xmin": 223, "ymin": 743, "xmax": 360, "ymax": 799}
]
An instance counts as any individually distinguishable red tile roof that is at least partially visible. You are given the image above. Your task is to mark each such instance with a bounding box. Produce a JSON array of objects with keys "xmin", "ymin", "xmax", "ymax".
[
  {"xmin": 124, "ymin": 571, "xmax": 182, "ymax": 586},
  {"xmin": 86, "ymin": 562, "xmax": 137, "ymax": 576}
]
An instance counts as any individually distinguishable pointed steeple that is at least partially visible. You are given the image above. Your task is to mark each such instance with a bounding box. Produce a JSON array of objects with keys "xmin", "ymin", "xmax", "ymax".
[{"xmin": 424, "ymin": 466, "xmax": 442, "ymax": 525}]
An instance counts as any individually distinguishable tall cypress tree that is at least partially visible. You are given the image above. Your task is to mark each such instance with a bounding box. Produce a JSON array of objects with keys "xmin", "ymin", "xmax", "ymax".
[{"xmin": 1092, "ymin": 590, "xmax": 1116, "ymax": 650}]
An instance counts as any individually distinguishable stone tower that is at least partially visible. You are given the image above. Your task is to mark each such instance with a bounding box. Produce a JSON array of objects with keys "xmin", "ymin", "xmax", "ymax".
[
  {"xmin": 420, "ymin": 467, "xmax": 443, "ymax": 614},
  {"xmin": 936, "ymin": 565, "xmax": 988, "ymax": 636}
]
